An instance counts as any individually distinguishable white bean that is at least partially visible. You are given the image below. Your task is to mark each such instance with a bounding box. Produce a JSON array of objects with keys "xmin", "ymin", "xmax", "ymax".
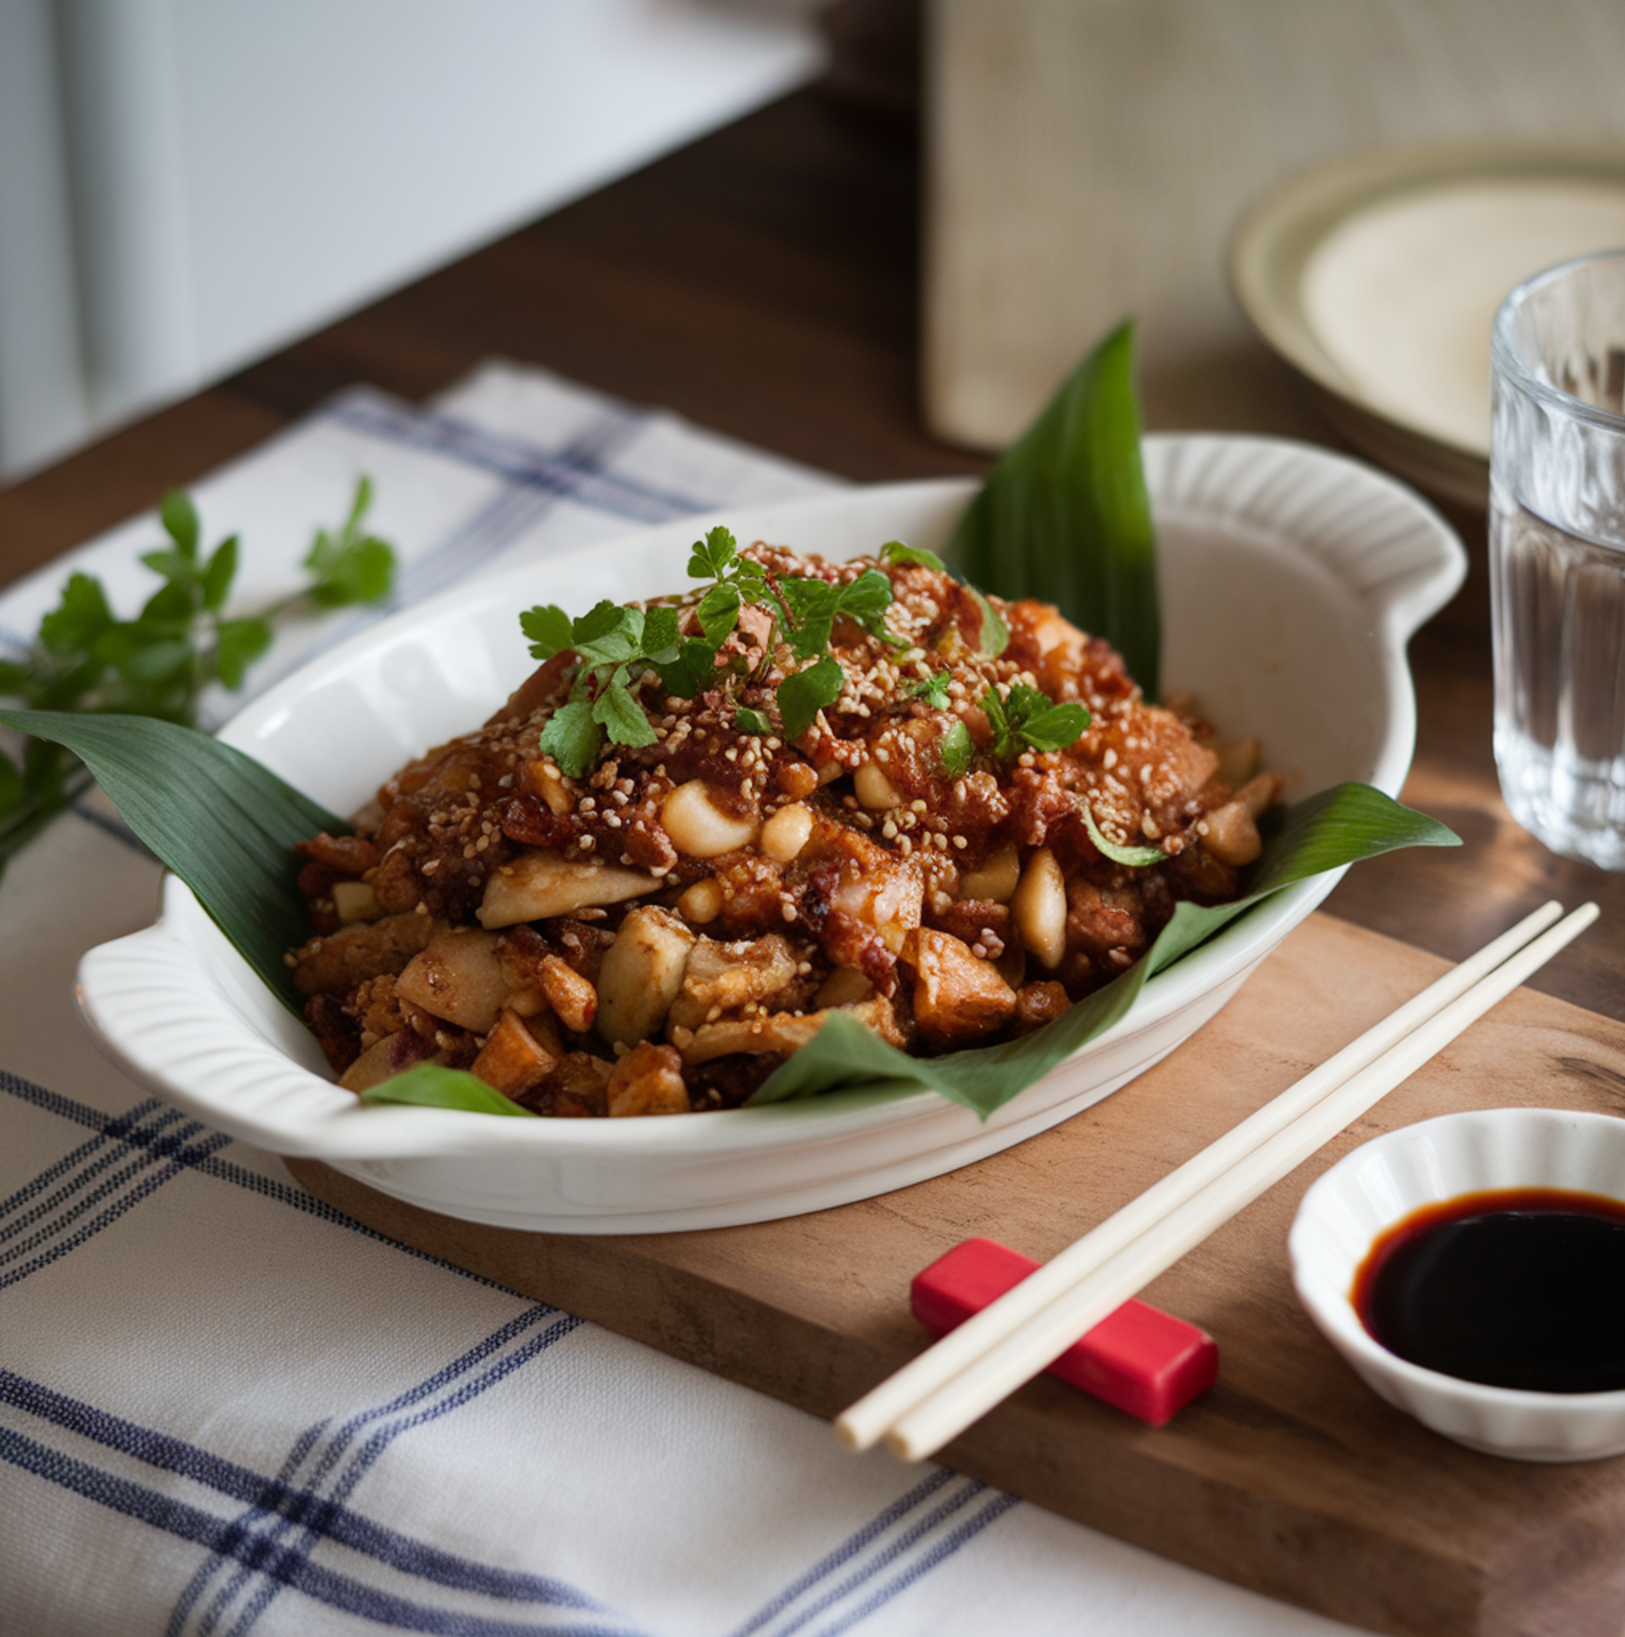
[
  {"xmin": 854, "ymin": 760, "xmax": 902, "ymax": 810},
  {"xmin": 678, "ymin": 878, "xmax": 723, "ymax": 924},
  {"xmin": 957, "ymin": 844, "xmax": 1020, "ymax": 904},
  {"xmin": 760, "ymin": 801, "xmax": 813, "ymax": 862},
  {"xmin": 661, "ymin": 780, "xmax": 759, "ymax": 858},
  {"xmin": 1011, "ymin": 846, "xmax": 1067, "ymax": 970}
]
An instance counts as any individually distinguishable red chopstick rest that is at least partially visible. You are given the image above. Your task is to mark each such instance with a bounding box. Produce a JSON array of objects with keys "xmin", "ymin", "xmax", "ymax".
[{"xmin": 910, "ymin": 1238, "xmax": 1218, "ymax": 1427}]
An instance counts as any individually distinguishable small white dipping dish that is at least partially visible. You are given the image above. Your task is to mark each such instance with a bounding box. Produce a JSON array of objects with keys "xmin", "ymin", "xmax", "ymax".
[{"xmin": 1290, "ymin": 1107, "xmax": 1625, "ymax": 1461}]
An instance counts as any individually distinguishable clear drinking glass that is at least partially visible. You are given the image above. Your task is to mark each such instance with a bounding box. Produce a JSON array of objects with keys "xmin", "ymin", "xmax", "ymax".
[{"xmin": 1491, "ymin": 248, "xmax": 1625, "ymax": 870}]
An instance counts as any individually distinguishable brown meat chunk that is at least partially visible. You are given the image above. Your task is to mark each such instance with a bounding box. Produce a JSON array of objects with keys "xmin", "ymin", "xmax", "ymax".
[
  {"xmin": 292, "ymin": 913, "xmax": 442, "ymax": 999},
  {"xmin": 910, "ymin": 928, "xmax": 1017, "ymax": 1050},
  {"xmin": 606, "ymin": 1042, "xmax": 690, "ymax": 1117}
]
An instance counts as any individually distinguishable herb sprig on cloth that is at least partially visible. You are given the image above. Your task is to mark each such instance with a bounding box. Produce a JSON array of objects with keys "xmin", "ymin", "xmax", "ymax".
[{"xmin": 0, "ymin": 478, "xmax": 393, "ymax": 879}]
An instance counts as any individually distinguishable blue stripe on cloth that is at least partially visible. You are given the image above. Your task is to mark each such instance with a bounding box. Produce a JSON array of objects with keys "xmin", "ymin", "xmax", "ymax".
[
  {"xmin": 0, "ymin": 1070, "xmax": 512, "ymax": 1293},
  {"xmin": 0, "ymin": 1097, "xmax": 167, "ymax": 1222},
  {"xmin": 767, "ymin": 1479, "xmax": 1012, "ymax": 1637},
  {"xmin": 321, "ymin": 391, "xmax": 716, "ymax": 524},
  {"xmin": 178, "ymin": 1307, "xmax": 590, "ymax": 1637},
  {"xmin": 0, "ymin": 1111, "xmax": 231, "ymax": 1291},
  {"xmin": 725, "ymin": 1470, "xmax": 958, "ymax": 1637},
  {"xmin": 0, "ymin": 1424, "xmax": 637, "ymax": 1637},
  {"xmin": 809, "ymin": 1493, "xmax": 1022, "ymax": 1637},
  {"xmin": 0, "ymin": 1369, "xmax": 598, "ymax": 1610}
]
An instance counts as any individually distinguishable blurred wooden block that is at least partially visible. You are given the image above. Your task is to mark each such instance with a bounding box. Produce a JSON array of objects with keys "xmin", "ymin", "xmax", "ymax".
[{"xmin": 924, "ymin": 0, "xmax": 1625, "ymax": 448}]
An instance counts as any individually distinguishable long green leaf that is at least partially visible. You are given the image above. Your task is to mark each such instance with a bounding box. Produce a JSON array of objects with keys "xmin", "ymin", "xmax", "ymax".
[
  {"xmin": 359, "ymin": 1063, "xmax": 536, "ymax": 1118},
  {"xmin": 0, "ymin": 708, "xmax": 343, "ymax": 1013},
  {"xmin": 949, "ymin": 319, "xmax": 1160, "ymax": 697},
  {"xmin": 750, "ymin": 784, "xmax": 1459, "ymax": 1117}
]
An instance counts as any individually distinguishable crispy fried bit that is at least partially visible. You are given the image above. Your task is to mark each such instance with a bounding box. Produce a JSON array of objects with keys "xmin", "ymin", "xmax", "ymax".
[
  {"xmin": 471, "ymin": 1009, "xmax": 560, "ymax": 1099},
  {"xmin": 1012, "ymin": 980, "xmax": 1072, "ymax": 1036},
  {"xmin": 293, "ymin": 542, "xmax": 1277, "ymax": 1112},
  {"xmin": 910, "ymin": 929, "xmax": 1017, "ymax": 1049},
  {"xmin": 606, "ymin": 1042, "xmax": 690, "ymax": 1117},
  {"xmin": 668, "ymin": 934, "xmax": 800, "ymax": 1033},
  {"xmin": 539, "ymin": 955, "xmax": 597, "ymax": 1034},
  {"xmin": 292, "ymin": 913, "xmax": 442, "ymax": 999}
]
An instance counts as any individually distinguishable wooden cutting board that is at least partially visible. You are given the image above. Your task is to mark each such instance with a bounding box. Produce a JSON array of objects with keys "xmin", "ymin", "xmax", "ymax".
[{"xmin": 285, "ymin": 911, "xmax": 1625, "ymax": 1637}]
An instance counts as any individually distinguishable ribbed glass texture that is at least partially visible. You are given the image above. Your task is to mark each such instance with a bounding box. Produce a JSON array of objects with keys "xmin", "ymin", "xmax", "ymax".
[{"xmin": 1491, "ymin": 250, "xmax": 1625, "ymax": 869}]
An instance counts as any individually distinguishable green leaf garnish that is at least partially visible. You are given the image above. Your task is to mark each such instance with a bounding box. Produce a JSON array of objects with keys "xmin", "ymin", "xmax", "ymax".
[
  {"xmin": 911, "ymin": 669, "xmax": 952, "ymax": 710},
  {"xmin": 777, "ymin": 655, "xmax": 845, "ymax": 741},
  {"xmin": 0, "ymin": 708, "xmax": 341, "ymax": 1013},
  {"xmin": 358, "ymin": 1063, "xmax": 537, "ymax": 1118},
  {"xmin": 881, "ymin": 540, "xmax": 947, "ymax": 573},
  {"xmin": 981, "ymin": 683, "xmax": 1089, "ymax": 762},
  {"xmin": 950, "ymin": 319, "xmax": 1158, "ymax": 697},
  {"xmin": 735, "ymin": 707, "xmax": 773, "ymax": 735},
  {"xmin": 940, "ymin": 719, "xmax": 974, "ymax": 778},
  {"xmin": 520, "ymin": 603, "xmax": 575, "ymax": 660},
  {"xmin": 537, "ymin": 700, "xmax": 602, "ymax": 778},
  {"xmin": 1081, "ymin": 802, "xmax": 1164, "ymax": 867},
  {"xmin": 965, "ymin": 586, "xmax": 1010, "ymax": 658}
]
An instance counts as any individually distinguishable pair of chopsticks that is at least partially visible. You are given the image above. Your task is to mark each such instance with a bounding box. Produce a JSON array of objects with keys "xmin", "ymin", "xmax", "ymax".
[{"xmin": 837, "ymin": 899, "xmax": 1598, "ymax": 1461}]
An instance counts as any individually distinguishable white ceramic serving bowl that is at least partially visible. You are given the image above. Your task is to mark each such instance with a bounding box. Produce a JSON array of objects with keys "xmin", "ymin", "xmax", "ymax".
[
  {"xmin": 1290, "ymin": 1107, "xmax": 1625, "ymax": 1461},
  {"xmin": 76, "ymin": 436, "xmax": 1464, "ymax": 1233}
]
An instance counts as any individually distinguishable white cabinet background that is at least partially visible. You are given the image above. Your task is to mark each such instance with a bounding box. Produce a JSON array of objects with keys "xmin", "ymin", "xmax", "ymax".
[{"xmin": 0, "ymin": 0, "xmax": 824, "ymax": 480}]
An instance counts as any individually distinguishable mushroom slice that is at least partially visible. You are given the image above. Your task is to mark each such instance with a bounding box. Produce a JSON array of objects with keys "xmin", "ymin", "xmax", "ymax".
[
  {"xmin": 596, "ymin": 907, "xmax": 697, "ymax": 1047},
  {"xmin": 478, "ymin": 849, "xmax": 660, "ymax": 928}
]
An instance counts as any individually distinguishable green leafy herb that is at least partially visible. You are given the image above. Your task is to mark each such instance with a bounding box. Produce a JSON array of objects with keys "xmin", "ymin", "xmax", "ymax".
[
  {"xmin": 751, "ymin": 784, "xmax": 1460, "ymax": 1116},
  {"xmin": 358, "ymin": 1062, "xmax": 537, "ymax": 1118},
  {"xmin": 950, "ymin": 320, "xmax": 1158, "ymax": 696},
  {"xmin": 0, "ymin": 478, "xmax": 393, "ymax": 881},
  {"xmin": 982, "ymin": 684, "xmax": 1089, "ymax": 761},
  {"xmin": 521, "ymin": 525, "xmax": 906, "ymax": 764},
  {"xmin": 939, "ymin": 719, "xmax": 974, "ymax": 778},
  {"xmin": 881, "ymin": 540, "xmax": 947, "ymax": 573},
  {"xmin": 911, "ymin": 669, "xmax": 953, "ymax": 710},
  {"xmin": 777, "ymin": 655, "xmax": 845, "ymax": 741},
  {"xmin": 965, "ymin": 587, "xmax": 1010, "ymax": 658},
  {"xmin": 1081, "ymin": 802, "xmax": 1164, "ymax": 867}
]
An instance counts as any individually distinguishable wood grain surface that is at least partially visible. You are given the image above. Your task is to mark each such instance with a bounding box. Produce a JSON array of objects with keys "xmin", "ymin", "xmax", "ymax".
[{"xmin": 286, "ymin": 911, "xmax": 1625, "ymax": 1637}]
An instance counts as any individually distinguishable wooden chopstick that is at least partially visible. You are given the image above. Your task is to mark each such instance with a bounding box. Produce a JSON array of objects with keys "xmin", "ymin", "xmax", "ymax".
[{"xmin": 836, "ymin": 900, "xmax": 1594, "ymax": 1460}]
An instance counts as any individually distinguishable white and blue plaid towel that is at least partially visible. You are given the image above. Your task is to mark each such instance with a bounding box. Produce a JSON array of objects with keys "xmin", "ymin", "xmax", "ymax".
[{"xmin": 0, "ymin": 362, "xmax": 1355, "ymax": 1637}]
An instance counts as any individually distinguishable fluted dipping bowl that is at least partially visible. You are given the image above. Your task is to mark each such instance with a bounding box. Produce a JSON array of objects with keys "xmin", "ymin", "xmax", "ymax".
[
  {"xmin": 1290, "ymin": 1108, "xmax": 1625, "ymax": 1461},
  {"xmin": 77, "ymin": 437, "xmax": 1465, "ymax": 1233}
]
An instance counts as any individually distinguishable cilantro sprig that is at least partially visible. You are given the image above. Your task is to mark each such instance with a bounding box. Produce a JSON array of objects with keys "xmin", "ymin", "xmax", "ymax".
[
  {"xmin": 935, "ymin": 683, "xmax": 1090, "ymax": 778},
  {"xmin": 521, "ymin": 527, "xmax": 907, "ymax": 775},
  {"xmin": 0, "ymin": 477, "xmax": 395, "ymax": 878}
]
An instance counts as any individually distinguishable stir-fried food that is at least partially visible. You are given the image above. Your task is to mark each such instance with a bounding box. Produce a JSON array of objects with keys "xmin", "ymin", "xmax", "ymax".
[{"xmin": 288, "ymin": 534, "xmax": 1280, "ymax": 1115}]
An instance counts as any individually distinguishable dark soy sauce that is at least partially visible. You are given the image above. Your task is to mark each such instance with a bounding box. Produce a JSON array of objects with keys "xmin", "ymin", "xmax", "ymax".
[{"xmin": 1353, "ymin": 1188, "xmax": 1625, "ymax": 1394}]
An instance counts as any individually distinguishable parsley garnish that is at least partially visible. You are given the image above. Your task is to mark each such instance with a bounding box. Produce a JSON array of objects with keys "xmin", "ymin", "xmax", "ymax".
[
  {"xmin": 940, "ymin": 719, "xmax": 974, "ymax": 778},
  {"xmin": 0, "ymin": 477, "xmax": 394, "ymax": 878},
  {"xmin": 522, "ymin": 527, "xmax": 903, "ymax": 773},
  {"xmin": 1082, "ymin": 802, "xmax": 1165, "ymax": 866},
  {"xmin": 982, "ymin": 684, "xmax": 1089, "ymax": 759},
  {"xmin": 911, "ymin": 669, "xmax": 952, "ymax": 710}
]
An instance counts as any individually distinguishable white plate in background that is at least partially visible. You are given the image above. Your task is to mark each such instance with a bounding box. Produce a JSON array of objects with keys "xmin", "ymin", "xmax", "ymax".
[{"xmin": 1232, "ymin": 145, "xmax": 1625, "ymax": 508}]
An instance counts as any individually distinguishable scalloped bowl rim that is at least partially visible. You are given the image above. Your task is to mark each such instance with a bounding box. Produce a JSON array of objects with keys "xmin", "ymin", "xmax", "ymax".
[{"xmin": 74, "ymin": 436, "xmax": 1465, "ymax": 1204}]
